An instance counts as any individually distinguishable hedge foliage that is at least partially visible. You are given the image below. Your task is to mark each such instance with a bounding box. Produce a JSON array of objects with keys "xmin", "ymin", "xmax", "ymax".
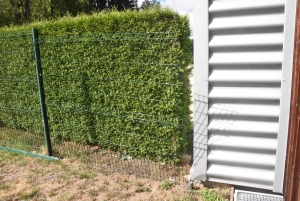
[
  {"xmin": 0, "ymin": 8, "xmax": 192, "ymax": 162},
  {"xmin": 0, "ymin": 31, "xmax": 44, "ymax": 133}
]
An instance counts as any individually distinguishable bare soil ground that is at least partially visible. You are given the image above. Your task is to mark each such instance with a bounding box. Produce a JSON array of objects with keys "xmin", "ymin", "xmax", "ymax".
[{"xmin": 0, "ymin": 151, "xmax": 230, "ymax": 201}]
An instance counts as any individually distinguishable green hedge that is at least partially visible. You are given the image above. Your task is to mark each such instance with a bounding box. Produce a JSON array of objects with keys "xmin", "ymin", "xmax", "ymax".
[
  {"xmin": 0, "ymin": 31, "xmax": 44, "ymax": 134},
  {"xmin": 0, "ymin": 8, "xmax": 192, "ymax": 162}
]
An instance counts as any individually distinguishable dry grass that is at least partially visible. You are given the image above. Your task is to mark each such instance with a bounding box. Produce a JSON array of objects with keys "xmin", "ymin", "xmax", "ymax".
[
  {"xmin": 0, "ymin": 151, "xmax": 230, "ymax": 201},
  {"xmin": 0, "ymin": 127, "xmax": 192, "ymax": 184},
  {"xmin": 0, "ymin": 126, "xmax": 230, "ymax": 200}
]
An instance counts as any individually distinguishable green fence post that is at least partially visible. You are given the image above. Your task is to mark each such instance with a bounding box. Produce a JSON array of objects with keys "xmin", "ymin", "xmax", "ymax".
[{"xmin": 32, "ymin": 28, "xmax": 53, "ymax": 156}]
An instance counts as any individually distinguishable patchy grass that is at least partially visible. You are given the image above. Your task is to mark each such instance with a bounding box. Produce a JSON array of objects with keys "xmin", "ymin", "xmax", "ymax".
[
  {"xmin": 48, "ymin": 189, "xmax": 56, "ymax": 197},
  {"xmin": 88, "ymin": 189, "xmax": 98, "ymax": 197},
  {"xmin": 98, "ymin": 184, "xmax": 108, "ymax": 193},
  {"xmin": 0, "ymin": 183, "xmax": 10, "ymax": 191},
  {"xmin": 159, "ymin": 180, "xmax": 174, "ymax": 191},
  {"xmin": 189, "ymin": 189, "xmax": 230, "ymax": 201},
  {"xmin": 135, "ymin": 181, "xmax": 151, "ymax": 193},
  {"xmin": 0, "ymin": 150, "xmax": 230, "ymax": 200},
  {"xmin": 19, "ymin": 187, "xmax": 38, "ymax": 200},
  {"xmin": 135, "ymin": 185, "xmax": 151, "ymax": 193},
  {"xmin": 103, "ymin": 180, "xmax": 109, "ymax": 186},
  {"xmin": 79, "ymin": 172, "xmax": 96, "ymax": 179}
]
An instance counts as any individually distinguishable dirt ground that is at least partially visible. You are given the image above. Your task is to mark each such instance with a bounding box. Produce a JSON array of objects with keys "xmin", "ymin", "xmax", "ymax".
[{"xmin": 0, "ymin": 151, "xmax": 229, "ymax": 201}]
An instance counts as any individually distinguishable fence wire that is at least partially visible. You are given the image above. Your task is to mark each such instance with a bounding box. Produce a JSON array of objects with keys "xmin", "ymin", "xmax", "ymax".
[
  {"xmin": 0, "ymin": 31, "xmax": 46, "ymax": 155},
  {"xmin": 0, "ymin": 31, "xmax": 192, "ymax": 183}
]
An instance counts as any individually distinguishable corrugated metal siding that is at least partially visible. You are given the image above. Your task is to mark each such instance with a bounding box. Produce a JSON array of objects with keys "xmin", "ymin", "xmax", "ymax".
[
  {"xmin": 283, "ymin": 0, "xmax": 300, "ymax": 199},
  {"xmin": 206, "ymin": 0, "xmax": 285, "ymax": 190}
]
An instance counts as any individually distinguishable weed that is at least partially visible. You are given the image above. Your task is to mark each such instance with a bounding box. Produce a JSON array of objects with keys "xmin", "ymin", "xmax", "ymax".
[
  {"xmin": 19, "ymin": 187, "xmax": 38, "ymax": 200},
  {"xmin": 118, "ymin": 179, "xmax": 131, "ymax": 190},
  {"xmin": 135, "ymin": 186, "xmax": 151, "ymax": 193},
  {"xmin": 0, "ymin": 184, "xmax": 10, "ymax": 191},
  {"xmin": 106, "ymin": 190, "xmax": 116, "ymax": 199},
  {"xmin": 48, "ymin": 189, "xmax": 56, "ymax": 197},
  {"xmin": 68, "ymin": 157, "xmax": 76, "ymax": 163},
  {"xmin": 79, "ymin": 172, "xmax": 95, "ymax": 179},
  {"xmin": 79, "ymin": 154, "xmax": 90, "ymax": 164},
  {"xmin": 57, "ymin": 194, "xmax": 76, "ymax": 201},
  {"xmin": 78, "ymin": 183, "xmax": 87, "ymax": 190},
  {"xmin": 135, "ymin": 181, "xmax": 144, "ymax": 187},
  {"xmin": 88, "ymin": 189, "xmax": 98, "ymax": 196},
  {"xmin": 101, "ymin": 170, "xmax": 110, "ymax": 176},
  {"xmin": 15, "ymin": 157, "xmax": 27, "ymax": 166},
  {"xmin": 58, "ymin": 162, "xmax": 68, "ymax": 171},
  {"xmin": 69, "ymin": 169, "xmax": 78, "ymax": 177},
  {"xmin": 189, "ymin": 189, "xmax": 227, "ymax": 201},
  {"xmin": 117, "ymin": 192, "xmax": 132, "ymax": 199},
  {"xmin": 14, "ymin": 179, "xmax": 20, "ymax": 184},
  {"xmin": 172, "ymin": 194, "xmax": 199, "ymax": 201},
  {"xmin": 134, "ymin": 181, "xmax": 151, "ymax": 192},
  {"xmin": 122, "ymin": 178, "xmax": 129, "ymax": 183},
  {"xmin": 159, "ymin": 180, "xmax": 173, "ymax": 191},
  {"xmin": 99, "ymin": 184, "xmax": 108, "ymax": 192},
  {"xmin": 103, "ymin": 180, "xmax": 109, "ymax": 185}
]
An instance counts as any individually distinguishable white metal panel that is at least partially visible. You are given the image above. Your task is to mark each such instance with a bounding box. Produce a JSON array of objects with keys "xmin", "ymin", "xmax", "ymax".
[
  {"xmin": 209, "ymin": 70, "xmax": 282, "ymax": 83},
  {"xmin": 194, "ymin": 0, "xmax": 296, "ymax": 193},
  {"xmin": 208, "ymin": 151, "xmax": 276, "ymax": 168},
  {"xmin": 209, "ymin": 14, "xmax": 284, "ymax": 30},
  {"xmin": 209, "ymin": 104, "xmax": 280, "ymax": 118},
  {"xmin": 208, "ymin": 120, "xmax": 278, "ymax": 135},
  {"xmin": 209, "ymin": 52, "xmax": 283, "ymax": 65},
  {"xmin": 209, "ymin": 0, "xmax": 284, "ymax": 13},
  {"xmin": 207, "ymin": 135, "xmax": 277, "ymax": 151},
  {"xmin": 209, "ymin": 33, "xmax": 284, "ymax": 48},
  {"xmin": 273, "ymin": 0, "xmax": 297, "ymax": 193},
  {"xmin": 207, "ymin": 165, "xmax": 274, "ymax": 189},
  {"xmin": 209, "ymin": 88, "xmax": 281, "ymax": 101},
  {"xmin": 193, "ymin": 0, "xmax": 209, "ymax": 181}
]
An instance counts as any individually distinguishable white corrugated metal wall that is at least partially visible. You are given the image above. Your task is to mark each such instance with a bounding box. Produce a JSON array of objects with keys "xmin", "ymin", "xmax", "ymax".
[{"xmin": 193, "ymin": 0, "xmax": 296, "ymax": 193}]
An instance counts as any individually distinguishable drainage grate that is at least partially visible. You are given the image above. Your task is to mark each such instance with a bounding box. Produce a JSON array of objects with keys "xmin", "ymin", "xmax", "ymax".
[{"xmin": 235, "ymin": 190, "xmax": 284, "ymax": 201}]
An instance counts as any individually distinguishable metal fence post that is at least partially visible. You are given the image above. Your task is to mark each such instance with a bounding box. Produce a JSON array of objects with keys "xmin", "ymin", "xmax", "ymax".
[{"xmin": 32, "ymin": 28, "xmax": 53, "ymax": 156}]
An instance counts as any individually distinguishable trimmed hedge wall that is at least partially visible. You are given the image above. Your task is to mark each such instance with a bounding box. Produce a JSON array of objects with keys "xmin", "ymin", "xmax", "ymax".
[
  {"xmin": 0, "ymin": 8, "xmax": 192, "ymax": 162},
  {"xmin": 0, "ymin": 31, "xmax": 44, "ymax": 134}
]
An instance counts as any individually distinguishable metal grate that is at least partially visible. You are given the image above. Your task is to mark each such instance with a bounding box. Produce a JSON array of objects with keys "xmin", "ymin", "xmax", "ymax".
[{"xmin": 235, "ymin": 190, "xmax": 284, "ymax": 201}]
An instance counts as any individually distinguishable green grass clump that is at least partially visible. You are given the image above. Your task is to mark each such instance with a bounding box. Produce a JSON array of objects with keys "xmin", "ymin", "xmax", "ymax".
[
  {"xmin": 159, "ymin": 180, "xmax": 173, "ymax": 191},
  {"xmin": 189, "ymin": 189, "xmax": 228, "ymax": 201},
  {"xmin": 19, "ymin": 187, "xmax": 38, "ymax": 200}
]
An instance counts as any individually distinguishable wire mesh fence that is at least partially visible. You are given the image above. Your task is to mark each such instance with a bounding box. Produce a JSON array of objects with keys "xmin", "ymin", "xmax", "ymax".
[
  {"xmin": 0, "ymin": 31, "xmax": 47, "ymax": 155},
  {"xmin": 0, "ymin": 30, "xmax": 192, "ymax": 183}
]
